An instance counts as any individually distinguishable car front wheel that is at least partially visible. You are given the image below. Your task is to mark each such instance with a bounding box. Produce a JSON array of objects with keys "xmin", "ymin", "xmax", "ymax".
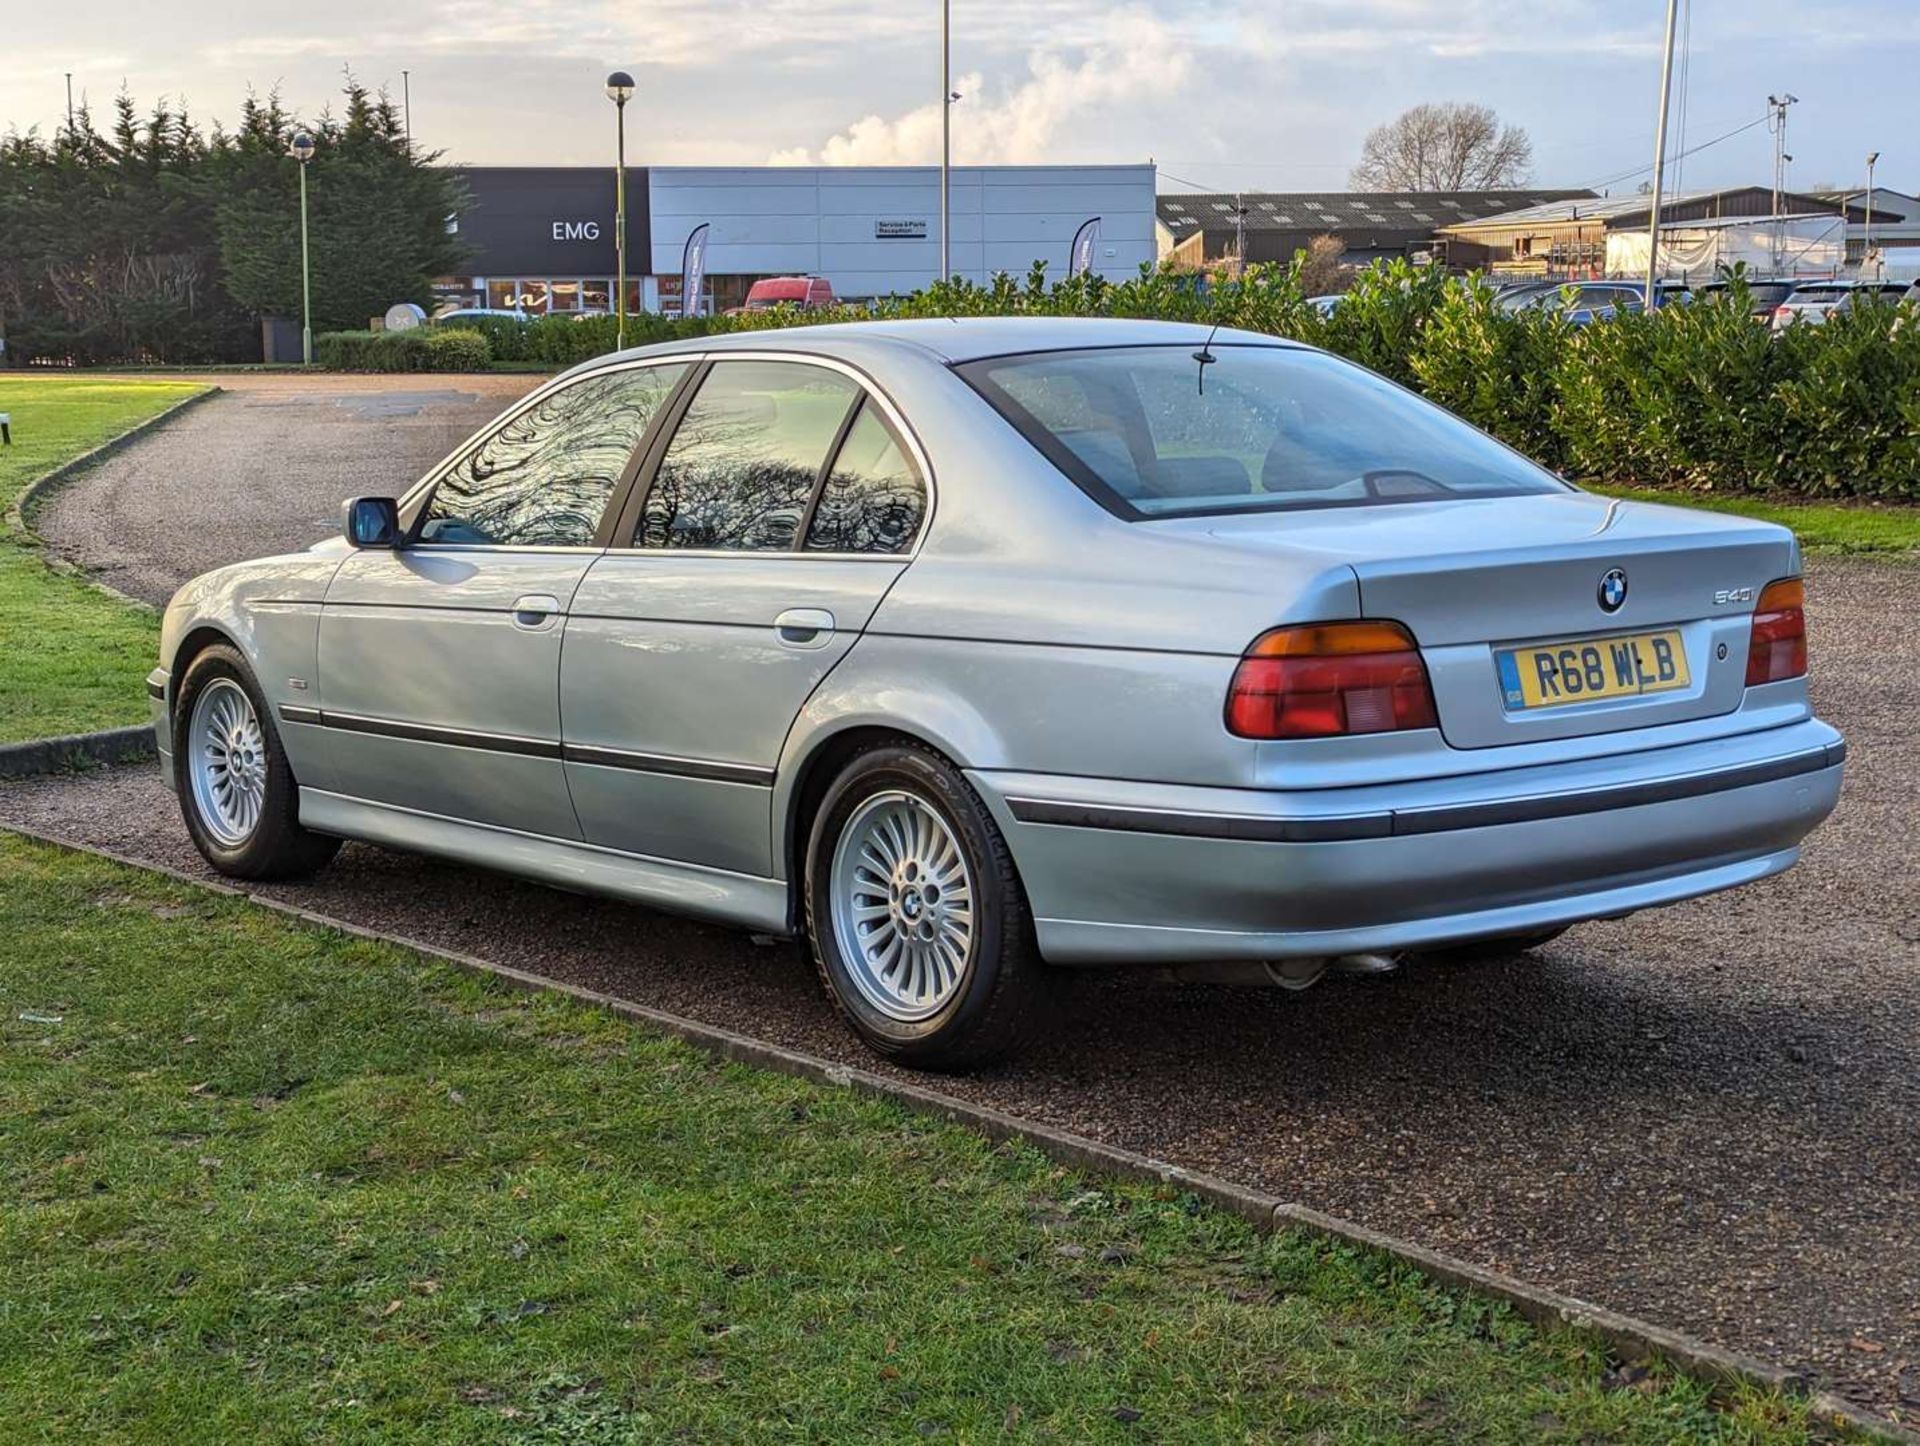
[
  {"xmin": 173, "ymin": 643, "xmax": 340, "ymax": 880},
  {"xmin": 805, "ymin": 742, "xmax": 1053, "ymax": 1071}
]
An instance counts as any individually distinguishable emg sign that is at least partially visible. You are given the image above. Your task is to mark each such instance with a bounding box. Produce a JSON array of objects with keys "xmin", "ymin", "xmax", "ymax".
[{"xmin": 551, "ymin": 220, "xmax": 602, "ymax": 241}]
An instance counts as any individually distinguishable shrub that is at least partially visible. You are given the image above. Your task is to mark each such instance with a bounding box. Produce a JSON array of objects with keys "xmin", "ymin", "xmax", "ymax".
[
  {"xmin": 1772, "ymin": 297, "xmax": 1920, "ymax": 498},
  {"xmin": 420, "ymin": 327, "xmax": 492, "ymax": 371},
  {"xmin": 325, "ymin": 260, "xmax": 1920, "ymax": 500},
  {"xmin": 445, "ymin": 314, "xmax": 536, "ymax": 362},
  {"xmin": 316, "ymin": 326, "xmax": 489, "ymax": 371},
  {"xmin": 1410, "ymin": 277, "xmax": 1571, "ymax": 470},
  {"xmin": 1319, "ymin": 257, "xmax": 1451, "ymax": 388}
]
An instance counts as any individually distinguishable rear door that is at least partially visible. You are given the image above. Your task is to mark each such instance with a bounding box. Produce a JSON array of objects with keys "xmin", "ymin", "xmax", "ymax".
[
  {"xmin": 316, "ymin": 362, "xmax": 689, "ymax": 837},
  {"xmin": 561, "ymin": 356, "xmax": 929, "ymax": 875}
]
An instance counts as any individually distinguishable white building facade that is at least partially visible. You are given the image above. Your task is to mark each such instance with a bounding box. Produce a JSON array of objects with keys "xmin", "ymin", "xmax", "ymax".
[{"xmin": 441, "ymin": 163, "xmax": 1157, "ymax": 316}]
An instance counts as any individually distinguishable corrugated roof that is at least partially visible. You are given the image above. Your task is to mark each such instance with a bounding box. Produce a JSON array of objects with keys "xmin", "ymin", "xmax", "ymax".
[
  {"xmin": 1156, "ymin": 189, "xmax": 1595, "ymax": 237},
  {"xmin": 1433, "ymin": 185, "xmax": 1845, "ymax": 230}
]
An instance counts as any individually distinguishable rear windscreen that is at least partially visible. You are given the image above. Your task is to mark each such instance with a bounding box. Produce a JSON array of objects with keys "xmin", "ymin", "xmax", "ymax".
[{"xmin": 958, "ymin": 345, "xmax": 1569, "ymax": 519}]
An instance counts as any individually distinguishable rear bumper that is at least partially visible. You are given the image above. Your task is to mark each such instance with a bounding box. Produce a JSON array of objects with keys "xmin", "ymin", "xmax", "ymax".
[
  {"xmin": 147, "ymin": 667, "xmax": 174, "ymax": 787},
  {"xmin": 969, "ymin": 719, "xmax": 1844, "ymax": 965}
]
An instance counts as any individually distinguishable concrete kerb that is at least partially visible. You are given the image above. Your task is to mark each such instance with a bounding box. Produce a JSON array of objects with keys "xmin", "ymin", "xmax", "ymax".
[
  {"xmin": 0, "ymin": 816, "xmax": 1910, "ymax": 1443},
  {"xmin": 0, "ymin": 725, "xmax": 156, "ymax": 780}
]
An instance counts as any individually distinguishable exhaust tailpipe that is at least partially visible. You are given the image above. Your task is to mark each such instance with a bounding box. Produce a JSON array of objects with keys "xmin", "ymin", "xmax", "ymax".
[{"xmin": 1163, "ymin": 954, "xmax": 1398, "ymax": 990}]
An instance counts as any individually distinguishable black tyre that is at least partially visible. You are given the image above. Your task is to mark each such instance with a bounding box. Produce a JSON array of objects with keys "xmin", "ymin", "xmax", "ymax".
[
  {"xmin": 1417, "ymin": 925, "xmax": 1569, "ymax": 965},
  {"xmin": 804, "ymin": 741, "xmax": 1054, "ymax": 1070},
  {"xmin": 172, "ymin": 642, "xmax": 340, "ymax": 880}
]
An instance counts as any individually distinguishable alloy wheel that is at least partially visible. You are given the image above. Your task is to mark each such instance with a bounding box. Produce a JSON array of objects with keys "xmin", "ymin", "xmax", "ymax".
[
  {"xmin": 829, "ymin": 789, "xmax": 976, "ymax": 1022},
  {"xmin": 187, "ymin": 677, "xmax": 268, "ymax": 847}
]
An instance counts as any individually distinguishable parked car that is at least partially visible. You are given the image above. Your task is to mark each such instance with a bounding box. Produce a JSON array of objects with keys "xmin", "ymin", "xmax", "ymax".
[
  {"xmin": 726, "ymin": 276, "xmax": 838, "ymax": 315},
  {"xmin": 1308, "ymin": 294, "xmax": 1343, "ymax": 317},
  {"xmin": 149, "ymin": 319, "xmax": 1843, "ymax": 1068},
  {"xmin": 432, "ymin": 306, "xmax": 529, "ymax": 326},
  {"xmin": 1498, "ymin": 280, "xmax": 1680, "ymax": 325},
  {"xmin": 1770, "ymin": 279, "xmax": 1909, "ymax": 331},
  {"xmin": 1688, "ymin": 277, "xmax": 1803, "ymax": 319}
]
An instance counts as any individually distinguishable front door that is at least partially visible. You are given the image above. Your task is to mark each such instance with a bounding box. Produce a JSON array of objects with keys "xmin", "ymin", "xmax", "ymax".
[
  {"xmin": 561, "ymin": 358, "xmax": 930, "ymax": 875},
  {"xmin": 316, "ymin": 362, "xmax": 691, "ymax": 838}
]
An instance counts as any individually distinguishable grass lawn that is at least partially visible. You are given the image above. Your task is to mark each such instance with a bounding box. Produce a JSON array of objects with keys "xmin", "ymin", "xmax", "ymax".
[
  {"xmin": 0, "ymin": 834, "xmax": 1837, "ymax": 1443},
  {"xmin": 0, "ymin": 377, "xmax": 206, "ymax": 743},
  {"xmin": 1585, "ymin": 484, "xmax": 1920, "ymax": 556}
]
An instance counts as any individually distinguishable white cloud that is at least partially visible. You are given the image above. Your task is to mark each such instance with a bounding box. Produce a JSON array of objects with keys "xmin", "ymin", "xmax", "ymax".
[{"xmin": 768, "ymin": 11, "xmax": 1191, "ymax": 166}]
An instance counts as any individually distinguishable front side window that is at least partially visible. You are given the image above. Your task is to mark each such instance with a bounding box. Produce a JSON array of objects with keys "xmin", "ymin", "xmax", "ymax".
[
  {"xmin": 420, "ymin": 363, "xmax": 687, "ymax": 546},
  {"xmin": 805, "ymin": 403, "xmax": 925, "ymax": 554},
  {"xmin": 960, "ymin": 345, "xmax": 1569, "ymax": 519},
  {"xmin": 640, "ymin": 360, "xmax": 859, "ymax": 550}
]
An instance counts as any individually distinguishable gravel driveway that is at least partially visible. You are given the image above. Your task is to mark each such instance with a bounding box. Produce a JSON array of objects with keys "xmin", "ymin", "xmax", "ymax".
[
  {"xmin": 7, "ymin": 381, "xmax": 1917, "ymax": 1420},
  {"xmin": 30, "ymin": 372, "xmax": 538, "ymax": 607}
]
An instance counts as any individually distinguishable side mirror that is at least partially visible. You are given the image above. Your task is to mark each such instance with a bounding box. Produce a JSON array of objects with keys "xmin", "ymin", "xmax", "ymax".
[{"xmin": 343, "ymin": 496, "xmax": 401, "ymax": 548}]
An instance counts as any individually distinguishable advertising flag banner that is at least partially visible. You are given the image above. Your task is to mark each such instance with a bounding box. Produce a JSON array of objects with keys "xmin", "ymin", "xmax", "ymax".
[
  {"xmin": 1069, "ymin": 217, "xmax": 1102, "ymax": 278},
  {"xmin": 680, "ymin": 224, "xmax": 710, "ymax": 318}
]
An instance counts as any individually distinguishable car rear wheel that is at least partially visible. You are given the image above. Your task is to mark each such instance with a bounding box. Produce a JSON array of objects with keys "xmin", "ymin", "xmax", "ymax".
[
  {"xmin": 173, "ymin": 643, "xmax": 339, "ymax": 880},
  {"xmin": 805, "ymin": 741, "xmax": 1053, "ymax": 1070}
]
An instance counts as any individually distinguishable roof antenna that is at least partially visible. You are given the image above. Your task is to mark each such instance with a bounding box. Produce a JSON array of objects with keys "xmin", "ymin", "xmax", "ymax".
[{"xmin": 1193, "ymin": 316, "xmax": 1222, "ymax": 395}]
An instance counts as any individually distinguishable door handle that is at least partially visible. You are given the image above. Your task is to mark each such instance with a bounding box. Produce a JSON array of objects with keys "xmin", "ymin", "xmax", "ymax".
[
  {"xmin": 511, "ymin": 594, "xmax": 562, "ymax": 630},
  {"xmin": 774, "ymin": 607, "xmax": 836, "ymax": 649}
]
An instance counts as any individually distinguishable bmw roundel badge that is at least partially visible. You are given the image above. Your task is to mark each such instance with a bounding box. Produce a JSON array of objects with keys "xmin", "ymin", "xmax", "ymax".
[{"xmin": 1597, "ymin": 568, "xmax": 1629, "ymax": 613}]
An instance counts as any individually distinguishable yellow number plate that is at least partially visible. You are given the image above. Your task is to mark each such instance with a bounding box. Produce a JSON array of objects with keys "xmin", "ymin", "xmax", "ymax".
[{"xmin": 1497, "ymin": 630, "xmax": 1690, "ymax": 710}]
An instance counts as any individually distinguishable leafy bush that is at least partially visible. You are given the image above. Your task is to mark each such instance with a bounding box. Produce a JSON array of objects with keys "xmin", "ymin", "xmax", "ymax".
[
  {"xmin": 316, "ymin": 326, "xmax": 490, "ymax": 371},
  {"xmin": 420, "ymin": 327, "xmax": 491, "ymax": 370},
  {"xmin": 1410, "ymin": 277, "xmax": 1571, "ymax": 470},
  {"xmin": 1772, "ymin": 297, "xmax": 1920, "ymax": 498},
  {"xmin": 1319, "ymin": 258, "xmax": 1451, "ymax": 388},
  {"xmin": 330, "ymin": 257, "xmax": 1920, "ymax": 500}
]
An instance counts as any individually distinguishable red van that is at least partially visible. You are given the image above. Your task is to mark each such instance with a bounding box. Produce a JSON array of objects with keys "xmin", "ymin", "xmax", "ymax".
[{"xmin": 734, "ymin": 276, "xmax": 837, "ymax": 313}]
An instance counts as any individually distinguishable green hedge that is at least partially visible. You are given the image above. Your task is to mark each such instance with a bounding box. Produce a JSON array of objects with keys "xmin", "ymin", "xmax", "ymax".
[
  {"xmin": 314, "ymin": 327, "xmax": 492, "ymax": 372},
  {"xmin": 364, "ymin": 261, "xmax": 1920, "ymax": 499}
]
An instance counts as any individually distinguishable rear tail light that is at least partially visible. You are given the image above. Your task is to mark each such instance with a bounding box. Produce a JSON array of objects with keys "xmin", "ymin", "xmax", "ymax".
[
  {"xmin": 1226, "ymin": 621, "xmax": 1438, "ymax": 739},
  {"xmin": 1745, "ymin": 577, "xmax": 1807, "ymax": 686}
]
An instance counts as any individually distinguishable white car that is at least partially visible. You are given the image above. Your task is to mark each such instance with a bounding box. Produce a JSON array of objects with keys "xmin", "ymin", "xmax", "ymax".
[{"xmin": 1770, "ymin": 280, "xmax": 1909, "ymax": 331}]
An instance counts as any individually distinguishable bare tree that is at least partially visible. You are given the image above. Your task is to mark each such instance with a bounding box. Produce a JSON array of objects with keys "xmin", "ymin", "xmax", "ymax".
[{"xmin": 1348, "ymin": 102, "xmax": 1534, "ymax": 191}]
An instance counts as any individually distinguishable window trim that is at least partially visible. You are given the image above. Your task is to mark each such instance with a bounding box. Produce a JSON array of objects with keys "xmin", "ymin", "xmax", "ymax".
[
  {"xmin": 611, "ymin": 351, "xmax": 934, "ymax": 561},
  {"xmin": 397, "ymin": 355, "xmax": 699, "ymax": 551},
  {"xmin": 795, "ymin": 394, "xmax": 868, "ymax": 550}
]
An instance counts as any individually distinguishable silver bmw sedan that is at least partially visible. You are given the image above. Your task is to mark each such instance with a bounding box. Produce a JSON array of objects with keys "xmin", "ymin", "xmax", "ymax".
[{"xmin": 149, "ymin": 318, "xmax": 1843, "ymax": 1068}]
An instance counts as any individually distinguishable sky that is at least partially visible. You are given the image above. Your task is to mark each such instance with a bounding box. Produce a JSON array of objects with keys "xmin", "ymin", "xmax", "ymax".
[{"xmin": 4, "ymin": 0, "xmax": 1915, "ymax": 197}]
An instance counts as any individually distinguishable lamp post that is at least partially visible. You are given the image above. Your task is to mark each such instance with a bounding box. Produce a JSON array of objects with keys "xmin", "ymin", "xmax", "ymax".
[
  {"xmin": 290, "ymin": 130, "xmax": 316, "ymax": 365},
  {"xmin": 605, "ymin": 72, "xmax": 635, "ymax": 350},
  {"xmin": 940, "ymin": 0, "xmax": 950, "ymax": 282},
  {"xmin": 1864, "ymin": 151, "xmax": 1880, "ymax": 277},
  {"xmin": 1642, "ymin": 0, "xmax": 1680, "ymax": 310}
]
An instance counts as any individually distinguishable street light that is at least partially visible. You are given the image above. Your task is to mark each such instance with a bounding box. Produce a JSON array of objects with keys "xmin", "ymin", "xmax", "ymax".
[
  {"xmin": 290, "ymin": 130, "xmax": 316, "ymax": 365},
  {"xmin": 940, "ymin": 0, "xmax": 950, "ymax": 282},
  {"xmin": 1864, "ymin": 151, "xmax": 1880, "ymax": 276},
  {"xmin": 605, "ymin": 71, "xmax": 635, "ymax": 350}
]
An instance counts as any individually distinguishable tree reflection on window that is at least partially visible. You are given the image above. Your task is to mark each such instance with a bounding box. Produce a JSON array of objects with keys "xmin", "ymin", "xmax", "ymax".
[
  {"xmin": 805, "ymin": 403, "xmax": 925, "ymax": 554},
  {"xmin": 642, "ymin": 361, "xmax": 859, "ymax": 551},
  {"xmin": 421, "ymin": 364, "xmax": 687, "ymax": 546}
]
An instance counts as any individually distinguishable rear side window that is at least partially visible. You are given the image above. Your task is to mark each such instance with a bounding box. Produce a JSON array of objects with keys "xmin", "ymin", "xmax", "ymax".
[
  {"xmin": 420, "ymin": 364, "xmax": 687, "ymax": 546},
  {"xmin": 804, "ymin": 403, "xmax": 925, "ymax": 554},
  {"xmin": 640, "ymin": 360, "xmax": 858, "ymax": 550},
  {"xmin": 961, "ymin": 345, "xmax": 1567, "ymax": 519}
]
